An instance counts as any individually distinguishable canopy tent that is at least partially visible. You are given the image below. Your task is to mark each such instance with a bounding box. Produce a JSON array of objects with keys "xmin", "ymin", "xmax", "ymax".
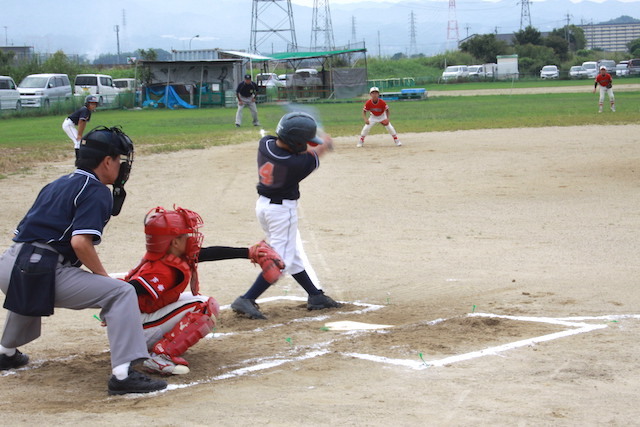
[{"xmin": 252, "ymin": 47, "xmax": 369, "ymax": 99}]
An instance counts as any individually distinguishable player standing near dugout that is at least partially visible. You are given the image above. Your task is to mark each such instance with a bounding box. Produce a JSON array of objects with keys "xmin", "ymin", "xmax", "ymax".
[
  {"xmin": 358, "ymin": 87, "xmax": 401, "ymax": 147},
  {"xmin": 62, "ymin": 95, "xmax": 99, "ymax": 159},
  {"xmin": 235, "ymin": 74, "xmax": 260, "ymax": 127},
  {"xmin": 593, "ymin": 65, "xmax": 615, "ymax": 113},
  {"xmin": 0, "ymin": 126, "xmax": 167, "ymax": 396},
  {"xmin": 231, "ymin": 112, "xmax": 341, "ymax": 320},
  {"xmin": 124, "ymin": 206, "xmax": 284, "ymax": 375}
]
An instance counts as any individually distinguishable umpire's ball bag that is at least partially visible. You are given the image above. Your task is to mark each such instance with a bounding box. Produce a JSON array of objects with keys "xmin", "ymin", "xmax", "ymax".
[{"xmin": 4, "ymin": 244, "xmax": 56, "ymax": 316}]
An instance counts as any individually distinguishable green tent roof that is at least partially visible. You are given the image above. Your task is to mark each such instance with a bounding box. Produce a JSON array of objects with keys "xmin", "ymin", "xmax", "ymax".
[{"xmin": 254, "ymin": 48, "xmax": 366, "ymax": 62}]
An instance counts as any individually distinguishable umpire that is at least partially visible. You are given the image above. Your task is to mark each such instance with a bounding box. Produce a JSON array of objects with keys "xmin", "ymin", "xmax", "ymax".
[{"xmin": 0, "ymin": 126, "xmax": 167, "ymax": 395}]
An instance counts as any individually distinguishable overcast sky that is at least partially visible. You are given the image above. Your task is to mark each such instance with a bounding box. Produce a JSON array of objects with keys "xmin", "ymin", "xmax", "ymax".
[{"xmin": 2, "ymin": 0, "xmax": 639, "ymax": 59}]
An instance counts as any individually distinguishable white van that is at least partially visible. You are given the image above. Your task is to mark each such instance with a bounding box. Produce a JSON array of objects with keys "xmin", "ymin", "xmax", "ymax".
[
  {"xmin": 0, "ymin": 76, "xmax": 21, "ymax": 110},
  {"xmin": 18, "ymin": 73, "xmax": 72, "ymax": 108},
  {"xmin": 74, "ymin": 74, "xmax": 119, "ymax": 105},
  {"xmin": 441, "ymin": 65, "xmax": 469, "ymax": 81},
  {"xmin": 581, "ymin": 61, "xmax": 598, "ymax": 78},
  {"xmin": 113, "ymin": 78, "xmax": 137, "ymax": 92}
]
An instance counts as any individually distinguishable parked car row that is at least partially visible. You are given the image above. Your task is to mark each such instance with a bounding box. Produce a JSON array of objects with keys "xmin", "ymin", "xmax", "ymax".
[
  {"xmin": 541, "ymin": 59, "xmax": 640, "ymax": 80},
  {"xmin": 256, "ymin": 69, "xmax": 323, "ymax": 88},
  {"xmin": 0, "ymin": 72, "xmax": 140, "ymax": 111}
]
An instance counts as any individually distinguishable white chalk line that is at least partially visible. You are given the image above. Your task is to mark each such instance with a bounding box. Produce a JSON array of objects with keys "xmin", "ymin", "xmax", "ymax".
[{"xmin": 7, "ymin": 293, "xmax": 638, "ymax": 398}]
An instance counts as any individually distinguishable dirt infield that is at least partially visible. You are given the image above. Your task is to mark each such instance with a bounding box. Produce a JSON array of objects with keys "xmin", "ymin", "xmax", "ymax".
[{"xmin": 1, "ymin": 124, "xmax": 639, "ymax": 425}]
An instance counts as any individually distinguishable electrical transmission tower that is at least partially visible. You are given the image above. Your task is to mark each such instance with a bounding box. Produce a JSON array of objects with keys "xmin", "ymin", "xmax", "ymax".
[
  {"xmin": 519, "ymin": 0, "xmax": 532, "ymax": 29},
  {"xmin": 409, "ymin": 11, "xmax": 417, "ymax": 55},
  {"xmin": 447, "ymin": 0, "xmax": 459, "ymax": 46},
  {"xmin": 311, "ymin": 0, "xmax": 335, "ymax": 51},
  {"xmin": 250, "ymin": 0, "xmax": 298, "ymax": 53},
  {"xmin": 351, "ymin": 16, "xmax": 356, "ymax": 44}
]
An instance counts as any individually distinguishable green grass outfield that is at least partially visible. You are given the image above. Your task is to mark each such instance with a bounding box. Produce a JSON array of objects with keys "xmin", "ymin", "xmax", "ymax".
[{"xmin": 1, "ymin": 89, "xmax": 638, "ymax": 177}]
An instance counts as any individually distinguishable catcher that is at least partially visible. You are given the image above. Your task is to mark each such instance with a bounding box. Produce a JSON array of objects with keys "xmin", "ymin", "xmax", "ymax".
[{"xmin": 123, "ymin": 206, "xmax": 284, "ymax": 375}]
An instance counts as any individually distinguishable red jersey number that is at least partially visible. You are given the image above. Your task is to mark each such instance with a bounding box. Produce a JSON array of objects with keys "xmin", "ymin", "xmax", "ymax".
[{"xmin": 259, "ymin": 162, "xmax": 275, "ymax": 186}]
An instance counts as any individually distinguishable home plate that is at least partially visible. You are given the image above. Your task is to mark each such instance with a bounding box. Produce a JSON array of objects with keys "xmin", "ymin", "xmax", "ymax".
[{"xmin": 324, "ymin": 321, "xmax": 394, "ymax": 331}]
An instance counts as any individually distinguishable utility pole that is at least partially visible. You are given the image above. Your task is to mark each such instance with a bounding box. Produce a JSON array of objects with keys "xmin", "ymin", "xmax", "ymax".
[
  {"xmin": 3, "ymin": 26, "xmax": 7, "ymax": 45},
  {"xmin": 114, "ymin": 25, "xmax": 121, "ymax": 64}
]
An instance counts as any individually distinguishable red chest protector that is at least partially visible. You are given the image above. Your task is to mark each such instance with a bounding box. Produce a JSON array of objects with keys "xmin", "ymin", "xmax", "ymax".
[{"xmin": 125, "ymin": 254, "xmax": 194, "ymax": 313}]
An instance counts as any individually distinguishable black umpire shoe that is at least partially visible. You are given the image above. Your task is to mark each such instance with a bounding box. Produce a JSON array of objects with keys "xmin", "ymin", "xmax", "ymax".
[
  {"xmin": 231, "ymin": 296, "xmax": 267, "ymax": 319},
  {"xmin": 108, "ymin": 367, "xmax": 167, "ymax": 396},
  {"xmin": 0, "ymin": 349, "xmax": 29, "ymax": 371},
  {"xmin": 307, "ymin": 291, "xmax": 341, "ymax": 311}
]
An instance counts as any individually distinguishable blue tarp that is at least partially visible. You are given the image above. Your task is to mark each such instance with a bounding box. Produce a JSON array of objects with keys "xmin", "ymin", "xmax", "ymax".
[{"xmin": 143, "ymin": 85, "xmax": 197, "ymax": 109}]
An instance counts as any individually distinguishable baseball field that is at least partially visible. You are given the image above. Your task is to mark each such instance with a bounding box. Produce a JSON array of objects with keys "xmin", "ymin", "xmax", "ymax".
[{"xmin": 0, "ymin": 86, "xmax": 639, "ymax": 425}]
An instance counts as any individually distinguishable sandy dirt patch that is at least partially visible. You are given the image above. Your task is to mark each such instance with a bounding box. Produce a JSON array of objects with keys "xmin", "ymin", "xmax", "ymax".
[{"xmin": 0, "ymin": 123, "xmax": 639, "ymax": 425}]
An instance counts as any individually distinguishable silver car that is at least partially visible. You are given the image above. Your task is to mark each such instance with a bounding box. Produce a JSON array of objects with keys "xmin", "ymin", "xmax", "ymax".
[
  {"xmin": 569, "ymin": 66, "xmax": 588, "ymax": 79},
  {"xmin": 540, "ymin": 65, "xmax": 559, "ymax": 79},
  {"xmin": 615, "ymin": 63, "xmax": 629, "ymax": 77},
  {"xmin": 18, "ymin": 73, "xmax": 72, "ymax": 108},
  {"xmin": 0, "ymin": 76, "xmax": 21, "ymax": 110}
]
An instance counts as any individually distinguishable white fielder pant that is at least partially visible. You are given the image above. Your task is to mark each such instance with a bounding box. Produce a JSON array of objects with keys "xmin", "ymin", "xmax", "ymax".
[
  {"xmin": 235, "ymin": 96, "xmax": 259, "ymax": 126},
  {"xmin": 140, "ymin": 293, "xmax": 210, "ymax": 349},
  {"xmin": 255, "ymin": 196, "xmax": 309, "ymax": 277},
  {"xmin": 598, "ymin": 86, "xmax": 615, "ymax": 105},
  {"xmin": 360, "ymin": 112, "xmax": 397, "ymax": 137},
  {"xmin": 62, "ymin": 118, "xmax": 80, "ymax": 149}
]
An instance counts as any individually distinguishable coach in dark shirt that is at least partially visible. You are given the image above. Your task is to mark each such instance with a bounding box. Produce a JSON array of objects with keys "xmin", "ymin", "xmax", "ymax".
[{"xmin": 235, "ymin": 74, "xmax": 260, "ymax": 127}]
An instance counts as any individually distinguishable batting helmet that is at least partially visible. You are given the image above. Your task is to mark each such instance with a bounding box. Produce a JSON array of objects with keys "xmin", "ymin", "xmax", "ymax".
[
  {"xmin": 276, "ymin": 112, "xmax": 323, "ymax": 154},
  {"xmin": 85, "ymin": 95, "xmax": 99, "ymax": 106},
  {"xmin": 143, "ymin": 206, "xmax": 204, "ymax": 262}
]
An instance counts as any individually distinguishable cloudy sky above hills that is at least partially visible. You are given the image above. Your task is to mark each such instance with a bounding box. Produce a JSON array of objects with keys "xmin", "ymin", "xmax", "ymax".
[{"xmin": 3, "ymin": 0, "xmax": 639, "ymax": 58}]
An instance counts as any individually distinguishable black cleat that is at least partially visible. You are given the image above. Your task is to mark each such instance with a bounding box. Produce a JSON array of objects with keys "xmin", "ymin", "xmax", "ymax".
[
  {"xmin": 0, "ymin": 349, "xmax": 29, "ymax": 371},
  {"xmin": 231, "ymin": 296, "xmax": 267, "ymax": 319},
  {"xmin": 108, "ymin": 367, "xmax": 167, "ymax": 396},
  {"xmin": 307, "ymin": 291, "xmax": 341, "ymax": 310}
]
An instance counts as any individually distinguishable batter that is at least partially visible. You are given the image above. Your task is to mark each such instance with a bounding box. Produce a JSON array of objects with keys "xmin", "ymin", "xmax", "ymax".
[{"xmin": 231, "ymin": 112, "xmax": 340, "ymax": 319}]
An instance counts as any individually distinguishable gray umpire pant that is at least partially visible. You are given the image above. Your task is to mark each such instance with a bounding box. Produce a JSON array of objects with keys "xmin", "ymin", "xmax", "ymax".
[
  {"xmin": 0, "ymin": 242, "xmax": 149, "ymax": 369},
  {"xmin": 235, "ymin": 96, "xmax": 260, "ymax": 126}
]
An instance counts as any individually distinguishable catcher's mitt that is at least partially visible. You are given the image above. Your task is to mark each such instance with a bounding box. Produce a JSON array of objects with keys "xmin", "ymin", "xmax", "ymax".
[{"xmin": 249, "ymin": 240, "xmax": 285, "ymax": 284}]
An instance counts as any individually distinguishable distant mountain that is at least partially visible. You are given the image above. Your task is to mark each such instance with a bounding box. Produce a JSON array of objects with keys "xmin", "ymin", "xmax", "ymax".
[{"xmin": 600, "ymin": 15, "xmax": 640, "ymax": 24}]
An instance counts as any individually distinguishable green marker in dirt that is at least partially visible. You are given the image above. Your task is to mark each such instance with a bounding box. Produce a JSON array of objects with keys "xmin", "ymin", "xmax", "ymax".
[
  {"xmin": 93, "ymin": 314, "xmax": 101, "ymax": 322},
  {"xmin": 472, "ymin": 304, "xmax": 477, "ymax": 313},
  {"xmin": 419, "ymin": 353, "xmax": 428, "ymax": 366},
  {"xmin": 286, "ymin": 337, "xmax": 293, "ymax": 347}
]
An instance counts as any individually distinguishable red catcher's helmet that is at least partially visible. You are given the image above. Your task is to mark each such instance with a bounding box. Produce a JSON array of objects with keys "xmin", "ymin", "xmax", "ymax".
[{"xmin": 143, "ymin": 206, "xmax": 204, "ymax": 262}]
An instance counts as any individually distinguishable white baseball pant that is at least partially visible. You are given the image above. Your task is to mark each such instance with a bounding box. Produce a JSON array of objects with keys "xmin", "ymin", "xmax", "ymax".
[{"xmin": 361, "ymin": 112, "xmax": 397, "ymax": 138}]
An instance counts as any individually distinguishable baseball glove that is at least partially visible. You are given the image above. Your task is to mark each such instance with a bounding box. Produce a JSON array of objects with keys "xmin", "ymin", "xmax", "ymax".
[
  {"xmin": 249, "ymin": 240, "xmax": 285, "ymax": 284},
  {"xmin": 606, "ymin": 83, "xmax": 612, "ymax": 89},
  {"xmin": 380, "ymin": 119, "xmax": 390, "ymax": 126}
]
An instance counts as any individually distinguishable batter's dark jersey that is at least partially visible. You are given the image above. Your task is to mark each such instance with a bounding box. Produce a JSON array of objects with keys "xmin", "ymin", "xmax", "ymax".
[
  {"xmin": 67, "ymin": 106, "xmax": 92, "ymax": 125},
  {"xmin": 13, "ymin": 169, "xmax": 113, "ymax": 266},
  {"xmin": 256, "ymin": 136, "xmax": 319, "ymax": 201},
  {"xmin": 236, "ymin": 81, "xmax": 258, "ymax": 98}
]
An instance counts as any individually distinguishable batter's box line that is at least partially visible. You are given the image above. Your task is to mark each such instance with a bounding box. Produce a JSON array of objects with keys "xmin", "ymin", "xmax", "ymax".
[
  {"xmin": 211, "ymin": 296, "xmax": 384, "ymax": 337},
  {"xmin": 341, "ymin": 312, "xmax": 640, "ymax": 370}
]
